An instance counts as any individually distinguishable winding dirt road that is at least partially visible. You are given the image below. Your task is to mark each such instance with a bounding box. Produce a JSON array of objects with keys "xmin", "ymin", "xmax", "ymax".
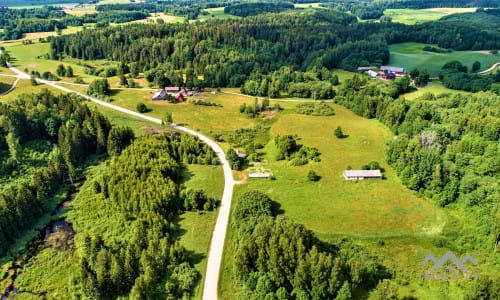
[{"xmin": 4, "ymin": 61, "xmax": 233, "ymax": 300}]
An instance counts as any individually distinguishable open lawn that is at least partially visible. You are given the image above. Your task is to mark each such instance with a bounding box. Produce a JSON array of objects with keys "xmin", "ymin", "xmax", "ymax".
[
  {"xmin": 121, "ymin": 13, "xmax": 185, "ymax": 25},
  {"xmin": 1, "ymin": 41, "xmax": 118, "ymax": 84},
  {"xmin": 404, "ymin": 81, "xmax": 469, "ymax": 100},
  {"xmin": 96, "ymin": 89, "xmax": 256, "ymax": 135},
  {"xmin": 0, "ymin": 79, "xmax": 63, "ymax": 102},
  {"xmin": 389, "ymin": 42, "xmax": 500, "ymax": 77},
  {"xmin": 384, "ymin": 8, "xmax": 476, "ymax": 25}
]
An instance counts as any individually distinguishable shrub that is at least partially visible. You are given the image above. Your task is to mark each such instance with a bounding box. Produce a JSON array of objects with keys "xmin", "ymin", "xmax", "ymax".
[
  {"xmin": 307, "ymin": 170, "xmax": 320, "ymax": 181},
  {"xmin": 136, "ymin": 102, "xmax": 148, "ymax": 113}
]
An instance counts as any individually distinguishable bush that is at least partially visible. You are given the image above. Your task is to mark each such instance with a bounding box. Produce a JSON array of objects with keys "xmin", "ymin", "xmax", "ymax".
[
  {"xmin": 136, "ymin": 102, "xmax": 148, "ymax": 113},
  {"xmin": 307, "ymin": 170, "xmax": 320, "ymax": 181},
  {"xmin": 334, "ymin": 126, "xmax": 344, "ymax": 138}
]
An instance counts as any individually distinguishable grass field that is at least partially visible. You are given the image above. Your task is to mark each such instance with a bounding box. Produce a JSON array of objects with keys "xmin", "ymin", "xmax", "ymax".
[
  {"xmin": 404, "ymin": 81, "xmax": 469, "ymax": 100},
  {"xmin": 389, "ymin": 42, "xmax": 500, "ymax": 77},
  {"xmin": 0, "ymin": 76, "xmax": 16, "ymax": 94},
  {"xmin": 384, "ymin": 7, "xmax": 476, "ymax": 25},
  {"xmin": 219, "ymin": 101, "xmax": 459, "ymax": 299},
  {"xmin": 0, "ymin": 79, "xmax": 63, "ymax": 102}
]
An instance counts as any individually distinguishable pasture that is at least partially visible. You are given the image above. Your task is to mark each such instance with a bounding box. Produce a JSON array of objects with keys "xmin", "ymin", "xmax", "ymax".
[
  {"xmin": 389, "ymin": 42, "xmax": 499, "ymax": 77},
  {"xmin": 383, "ymin": 7, "xmax": 476, "ymax": 25}
]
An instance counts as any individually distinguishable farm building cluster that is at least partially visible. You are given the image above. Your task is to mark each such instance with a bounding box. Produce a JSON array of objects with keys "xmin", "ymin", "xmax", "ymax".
[
  {"xmin": 152, "ymin": 87, "xmax": 198, "ymax": 102},
  {"xmin": 357, "ymin": 66, "xmax": 406, "ymax": 80}
]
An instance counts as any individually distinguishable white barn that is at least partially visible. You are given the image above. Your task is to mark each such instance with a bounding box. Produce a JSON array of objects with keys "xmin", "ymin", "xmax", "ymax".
[{"xmin": 343, "ymin": 170, "xmax": 382, "ymax": 180}]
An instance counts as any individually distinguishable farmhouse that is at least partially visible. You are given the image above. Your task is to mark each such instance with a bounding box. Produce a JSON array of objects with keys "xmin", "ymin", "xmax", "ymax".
[
  {"xmin": 152, "ymin": 89, "xmax": 167, "ymax": 100},
  {"xmin": 357, "ymin": 66, "xmax": 374, "ymax": 71},
  {"xmin": 380, "ymin": 66, "xmax": 405, "ymax": 75},
  {"xmin": 343, "ymin": 170, "xmax": 382, "ymax": 180},
  {"xmin": 175, "ymin": 91, "xmax": 186, "ymax": 101}
]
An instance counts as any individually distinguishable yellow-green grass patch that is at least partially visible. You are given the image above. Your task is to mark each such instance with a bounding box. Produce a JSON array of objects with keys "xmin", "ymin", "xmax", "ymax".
[
  {"xmin": 0, "ymin": 76, "xmax": 16, "ymax": 94},
  {"xmin": 2, "ymin": 42, "xmax": 116, "ymax": 84},
  {"xmin": 64, "ymin": 5, "xmax": 97, "ymax": 16},
  {"xmin": 240, "ymin": 104, "xmax": 447, "ymax": 239},
  {"xmin": 389, "ymin": 42, "xmax": 500, "ymax": 77},
  {"xmin": 294, "ymin": 3, "xmax": 322, "ymax": 9},
  {"xmin": 176, "ymin": 164, "xmax": 224, "ymax": 299},
  {"xmin": 0, "ymin": 79, "xmax": 63, "ymax": 102},
  {"xmin": 404, "ymin": 81, "xmax": 469, "ymax": 100},
  {"xmin": 96, "ymin": 89, "xmax": 257, "ymax": 134},
  {"xmin": 200, "ymin": 7, "xmax": 238, "ymax": 21},
  {"xmin": 383, "ymin": 8, "xmax": 476, "ymax": 25}
]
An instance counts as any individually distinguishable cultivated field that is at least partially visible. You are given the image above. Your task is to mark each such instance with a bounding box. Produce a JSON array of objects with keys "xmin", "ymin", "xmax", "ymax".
[
  {"xmin": 384, "ymin": 7, "xmax": 476, "ymax": 25},
  {"xmin": 389, "ymin": 42, "xmax": 499, "ymax": 77}
]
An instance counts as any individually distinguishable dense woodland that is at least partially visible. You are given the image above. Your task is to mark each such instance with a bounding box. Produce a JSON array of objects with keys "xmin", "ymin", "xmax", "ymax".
[
  {"xmin": 0, "ymin": 90, "xmax": 115, "ymax": 257},
  {"xmin": 49, "ymin": 9, "xmax": 499, "ymax": 90},
  {"xmin": 71, "ymin": 135, "xmax": 218, "ymax": 298},
  {"xmin": 231, "ymin": 191, "xmax": 391, "ymax": 299}
]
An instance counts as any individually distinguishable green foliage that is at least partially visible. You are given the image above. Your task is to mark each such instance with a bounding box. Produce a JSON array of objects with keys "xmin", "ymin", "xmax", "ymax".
[
  {"xmin": 136, "ymin": 102, "xmax": 148, "ymax": 113},
  {"xmin": 87, "ymin": 79, "xmax": 110, "ymax": 96},
  {"xmin": 224, "ymin": 2, "xmax": 294, "ymax": 17},
  {"xmin": 107, "ymin": 126, "xmax": 135, "ymax": 157},
  {"xmin": 231, "ymin": 190, "xmax": 389, "ymax": 298},
  {"xmin": 440, "ymin": 61, "xmax": 493, "ymax": 92},
  {"xmin": 274, "ymin": 135, "xmax": 320, "ymax": 165},
  {"xmin": 0, "ymin": 90, "xmax": 112, "ymax": 257},
  {"xmin": 296, "ymin": 102, "xmax": 335, "ymax": 116},
  {"xmin": 334, "ymin": 126, "xmax": 345, "ymax": 138},
  {"xmin": 307, "ymin": 170, "xmax": 320, "ymax": 181},
  {"xmin": 74, "ymin": 135, "xmax": 218, "ymax": 298}
]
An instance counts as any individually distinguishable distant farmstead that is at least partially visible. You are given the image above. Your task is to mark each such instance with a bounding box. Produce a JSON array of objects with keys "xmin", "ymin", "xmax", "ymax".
[
  {"xmin": 343, "ymin": 170, "xmax": 382, "ymax": 180},
  {"xmin": 380, "ymin": 66, "xmax": 405, "ymax": 75}
]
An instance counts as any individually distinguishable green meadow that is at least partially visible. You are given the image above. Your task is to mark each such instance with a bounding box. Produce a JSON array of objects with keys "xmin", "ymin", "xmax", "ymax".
[
  {"xmin": 384, "ymin": 7, "xmax": 476, "ymax": 25},
  {"xmin": 389, "ymin": 42, "xmax": 499, "ymax": 77}
]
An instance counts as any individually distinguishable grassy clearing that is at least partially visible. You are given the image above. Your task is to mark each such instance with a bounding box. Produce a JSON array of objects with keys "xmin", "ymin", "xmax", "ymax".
[
  {"xmin": 384, "ymin": 8, "xmax": 476, "ymax": 25},
  {"xmin": 176, "ymin": 164, "xmax": 224, "ymax": 299},
  {"xmin": 0, "ymin": 79, "xmax": 63, "ymax": 102},
  {"xmin": 1, "ymin": 41, "xmax": 117, "ymax": 84},
  {"xmin": 99, "ymin": 89, "xmax": 256, "ymax": 135},
  {"xmin": 294, "ymin": 3, "xmax": 322, "ymax": 9},
  {"xmin": 389, "ymin": 42, "xmax": 499, "ymax": 77},
  {"xmin": 199, "ymin": 7, "xmax": 238, "ymax": 21},
  {"xmin": 404, "ymin": 81, "xmax": 469, "ymax": 100},
  {"xmin": 64, "ymin": 5, "xmax": 96, "ymax": 16},
  {"xmin": 246, "ymin": 105, "xmax": 446, "ymax": 238},
  {"xmin": 219, "ymin": 103, "xmax": 482, "ymax": 299},
  {"xmin": 122, "ymin": 13, "xmax": 185, "ymax": 25}
]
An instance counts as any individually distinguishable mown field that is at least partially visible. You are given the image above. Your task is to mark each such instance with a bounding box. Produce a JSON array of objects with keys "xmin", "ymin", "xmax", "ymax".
[
  {"xmin": 383, "ymin": 7, "xmax": 476, "ymax": 25},
  {"xmin": 389, "ymin": 42, "xmax": 499, "ymax": 77}
]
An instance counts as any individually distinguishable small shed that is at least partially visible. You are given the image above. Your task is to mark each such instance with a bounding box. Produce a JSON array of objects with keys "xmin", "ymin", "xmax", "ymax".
[
  {"xmin": 236, "ymin": 150, "xmax": 246, "ymax": 158},
  {"xmin": 343, "ymin": 170, "xmax": 382, "ymax": 180},
  {"xmin": 358, "ymin": 66, "xmax": 374, "ymax": 71},
  {"xmin": 366, "ymin": 70, "xmax": 378, "ymax": 78},
  {"xmin": 248, "ymin": 173, "xmax": 270, "ymax": 179}
]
